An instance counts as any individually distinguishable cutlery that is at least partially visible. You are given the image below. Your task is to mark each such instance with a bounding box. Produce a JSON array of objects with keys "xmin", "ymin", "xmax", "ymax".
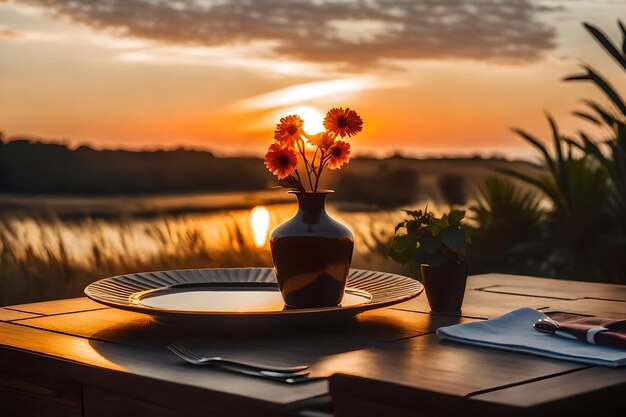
[
  {"xmin": 218, "ymin": 364, "xmax": 320, "ymax": 384},
  {"xmin": 533, "ymin": 317, "xmax": 578, "ymax": 340},
  {"xmin": 167, "ymin": 343, "xmax": 310, "ymax": 375}
]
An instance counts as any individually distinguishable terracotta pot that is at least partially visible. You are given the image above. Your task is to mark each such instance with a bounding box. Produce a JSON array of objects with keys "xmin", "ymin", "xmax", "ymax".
[
  {"xmin": 270, "ymin": 191, "xmax": 354, "ymax": 308},
  {"xmin": 420, "ymin": 262, "xmax": 468, "ymax": 313}
]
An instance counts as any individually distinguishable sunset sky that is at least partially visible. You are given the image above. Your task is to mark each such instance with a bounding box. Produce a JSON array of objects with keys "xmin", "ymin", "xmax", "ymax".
[{"xmin": 1, "ymin": 0, "xmax": 625, "ymax": 158}]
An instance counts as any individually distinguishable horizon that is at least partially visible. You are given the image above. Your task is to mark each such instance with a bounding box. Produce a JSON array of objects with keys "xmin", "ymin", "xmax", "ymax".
[
  {"xmin": 0, "ymin": 132, "xmax": 540, "ymax": 162},
  {"xmin": 1, "ymin": 1, "xmax": 625, "ymax": 160}
]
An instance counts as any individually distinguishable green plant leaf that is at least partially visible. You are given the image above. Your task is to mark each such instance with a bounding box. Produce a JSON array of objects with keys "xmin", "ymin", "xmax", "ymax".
[
  {"xmin": 392, "ymin": 234, "xmax": 417, "ymax": 252},
  {"xmin": 425, "ymin": 220, "xmax": 439, "ymax": 236},
  {"xmin": 394, "ymin": 221, "xmax": 406, "ymax": 233},
  {"xmin": 440, "ymin": 226, "xmax": 466, "ymax": 249},
  {"xmin": 448, "ymin": 210, "xmax": 465, "ymax": 224},
  {"xmin": 440, "ymin": 214, "xmax": 449, "ymax": 229},
  {"xmin": 424, "ymin": 249, "xmax": 449, "ymax": 267},
  {"xmin": 406, "ymin": 220, "xmax": 419, "ymax": 234},
  {"xmin": 413, "ymin": 247, "xmax": 427, "ymax": 265},
  {"xmin": 403, "ymin": 209, "xmax": 422, "ymax": 218},
  {"xmin": 389, "ymin": 246, "xmax": 413, "ymax": 264},
  {"xmin": 419, "ymin": 232, "xmax": 441, "ymax": 254}
]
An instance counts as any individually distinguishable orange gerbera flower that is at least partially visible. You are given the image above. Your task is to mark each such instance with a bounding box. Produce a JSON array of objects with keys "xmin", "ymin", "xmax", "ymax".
[
  {"xmin": 264, "ymin": 143, "xmax": 298, "ymax": 179},
  {"xmin": 326, "ymin": 140, "xmax": 351, "ymax": 170},
  {"xmin": 323, "ymin": 108, "xmax": 363, "ymax": 138},
  {"xmin": 274, "ymin": 114, "xmax": 303, "ymax": 147},
  {"xmin": 307, "ymin": 131, "xmax": 335, "ymax": 150}
]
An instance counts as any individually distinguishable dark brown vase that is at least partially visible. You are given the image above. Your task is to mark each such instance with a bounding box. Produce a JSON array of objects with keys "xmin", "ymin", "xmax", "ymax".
[
  {"xmin": 270, "ymin": 191, "xmax": 354, "ymax": 308},
  {"xmin": 420, "ymin": 262, "xmax": 468, "ymax": 313}
]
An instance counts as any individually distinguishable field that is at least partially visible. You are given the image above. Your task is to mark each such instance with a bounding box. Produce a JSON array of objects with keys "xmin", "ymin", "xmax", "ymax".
[
  {"xmin": 0, "ymin": 157, "xmax": 544, "ymax": 306},
  {"xmin": 0, "ymin": 201, "xmax": 412, "ymax": 305}
]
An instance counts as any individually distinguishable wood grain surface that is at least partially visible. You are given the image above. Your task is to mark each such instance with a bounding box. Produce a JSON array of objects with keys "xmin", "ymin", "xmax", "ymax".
[
  {"xmin": 1, "ymin": 274, "xmax": 625, "ymax": 417},
  {"xmin": 0, "ymin": 308, "xmax": 40, "ymax": 322},
  {"xmin": 5, "ymin": 297, "xmax": 105, "ymax": 315},
  {"xmin": 393, "ymin": 286, "xmax": 554, "ymax": 318},
  {"xmin": 468, "ymin": 274, "xmax": 626, "ymax": 301}
]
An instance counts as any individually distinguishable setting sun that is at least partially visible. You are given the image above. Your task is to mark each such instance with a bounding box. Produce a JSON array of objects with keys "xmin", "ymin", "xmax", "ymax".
[{"xmin": 287, "ymin": 106, "xmax": 325, "ymax": 135}]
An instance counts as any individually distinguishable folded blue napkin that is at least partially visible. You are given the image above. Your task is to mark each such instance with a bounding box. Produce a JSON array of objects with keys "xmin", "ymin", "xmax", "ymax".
[{"xmin": 436, "ymin": 307, "xmax": 626, "ymax": 367}]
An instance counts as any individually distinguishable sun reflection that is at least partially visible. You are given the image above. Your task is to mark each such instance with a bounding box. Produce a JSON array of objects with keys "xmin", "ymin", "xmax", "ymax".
[{"xmin": 250, "ymin": 206, "xmax": 270, "ymax": 247}]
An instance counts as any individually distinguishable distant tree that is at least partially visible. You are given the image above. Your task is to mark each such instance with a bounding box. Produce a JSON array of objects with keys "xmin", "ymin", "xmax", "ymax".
[
  {"xmin": 437, "ymin": 174, "xmax": 468, "ymax": 205},
  {"xmin": 335, "ymin": 167, "xmax": 419, "ymax": 208}
]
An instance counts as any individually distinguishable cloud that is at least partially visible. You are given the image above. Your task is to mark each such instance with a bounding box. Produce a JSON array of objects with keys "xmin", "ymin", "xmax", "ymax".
[
  {"xmin": 22, "ymin": 0, "xmax": 558, "ymax": 66},
  {"xmin": 235, "ymin": 77, "xmax": 406, "ymax": 110},
  {"xmin": 0, "ymin": 27, "xmax": 24, "ymax": 40}
]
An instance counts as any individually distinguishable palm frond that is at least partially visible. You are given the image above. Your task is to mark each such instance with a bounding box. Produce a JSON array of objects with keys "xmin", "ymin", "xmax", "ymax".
[
  {"xmin": 510, "ymin": 127, "xmax": 556, "ymax": 175},
  {"xmin": 548, "ymin": 114, "xmax": 573, "ymax": 207},
  {"xmin": 579, "ymin": 132, "xmax": 610, "ymax": 169},
  {"xmin": 573, "ymin": 111, "xmax": 602, "ymax": 126},
  {"xmin": 563, "ymin": 137, "xmax": 584, "ymax": 152},
  {"xmin": 583, "ymin": 99, "xmax": 620, "ymax": 126},
  {"xmin": 565, "ymin": 66, "xmax": 626, "ymax": 117},
  {"xmin": 619, "ymin": 20, "xmax": 626, "ymax": 56},
  {"xmin": 495, "ymin": 167, "xmax": 563, "ymax": 208},
  {"xmin": 583, "ymin": 22, "xmax": 626, "ymax": 71}
]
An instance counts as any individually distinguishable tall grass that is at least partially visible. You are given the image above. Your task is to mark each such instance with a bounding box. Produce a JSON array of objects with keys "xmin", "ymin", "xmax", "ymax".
[{"xmin": 0, "ymin": 205, "xmax": 407, "ymax": 305}]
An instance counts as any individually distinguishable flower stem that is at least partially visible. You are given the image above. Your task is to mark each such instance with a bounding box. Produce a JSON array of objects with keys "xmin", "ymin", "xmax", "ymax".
[
  {"xmin": 294, "ymin": 169, "xmax": 305, "ymax": 191},
  {"xmin": 314, "ymin": 150, "xmax": 326, "ymax": 192},
  {"xmin": 296, "ymin": 139, "xmax": 314, "ymax": 190},
  {"xmin": 311, "ymin": 147, "xmax": 319, "ymax": 171}
]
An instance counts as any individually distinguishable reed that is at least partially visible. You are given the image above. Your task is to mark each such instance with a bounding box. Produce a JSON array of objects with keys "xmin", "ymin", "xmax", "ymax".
[{"xmin": 0, "ymin": 205, "xmax": 405, "ymax": 305}]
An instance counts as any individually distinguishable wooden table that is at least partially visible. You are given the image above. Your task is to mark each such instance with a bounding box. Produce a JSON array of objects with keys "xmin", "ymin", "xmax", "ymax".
[{"xmin": 1, "ymin": 274, "xmax": 625, "ymax": 417}]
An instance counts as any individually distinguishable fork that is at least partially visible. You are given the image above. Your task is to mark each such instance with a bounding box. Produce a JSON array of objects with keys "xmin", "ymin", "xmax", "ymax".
[
  {"xmin": 167, "ymin": 343, "xmax": 310, "ymax": 376},
  {"xmin": 218, "ymin": 364, "xmax": 318, "ymax": 384}
]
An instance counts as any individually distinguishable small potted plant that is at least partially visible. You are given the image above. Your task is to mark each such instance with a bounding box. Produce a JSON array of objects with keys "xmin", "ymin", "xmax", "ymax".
[{"xmin": 389, "ymin": 208, "xmax": 469, "ymax": 313}]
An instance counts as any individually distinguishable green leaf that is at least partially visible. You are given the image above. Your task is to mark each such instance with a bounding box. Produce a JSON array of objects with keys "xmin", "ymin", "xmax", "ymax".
[
  {"xmin": 425, "ymin": 219, "xmax": 440, "ymax": 236},
  {"xmin": 394, "ymin": 221, "xmax": 406, "ymax": 233},
  {"xmin": 413, "ymin": 247, "xmax": 428, "ymax": 265},
  {"xmin": 440, "ymin": 214, "xmax": 449, "ymax": 228},
  {"xmin": 440, "ymin": 226, "xmax": 467, "ymax": 249},
  {"xmin": 419, "ymin": 232, "xmax": 441, "ymax": 254},
  {"xmin": 392, "ymin": 234, "xmax": 417, "ymax": 252},
  {"xmin": 424, "ymin": 249, "xmax": 449, "ymax": 267},
  {"xmin": 389, "ymin": 247, "xmax": 413, "ymax": 264},
  {"xmin": 448, "ymin": 210, "xmax": 465, "ymax": 224},
  {"xmin": 406, "ymin": 220, "xmax": 419, "ymax": 234},
  {"xmin": 403, "ymin": 209, "xmax": 422, "ymax": 218}
]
